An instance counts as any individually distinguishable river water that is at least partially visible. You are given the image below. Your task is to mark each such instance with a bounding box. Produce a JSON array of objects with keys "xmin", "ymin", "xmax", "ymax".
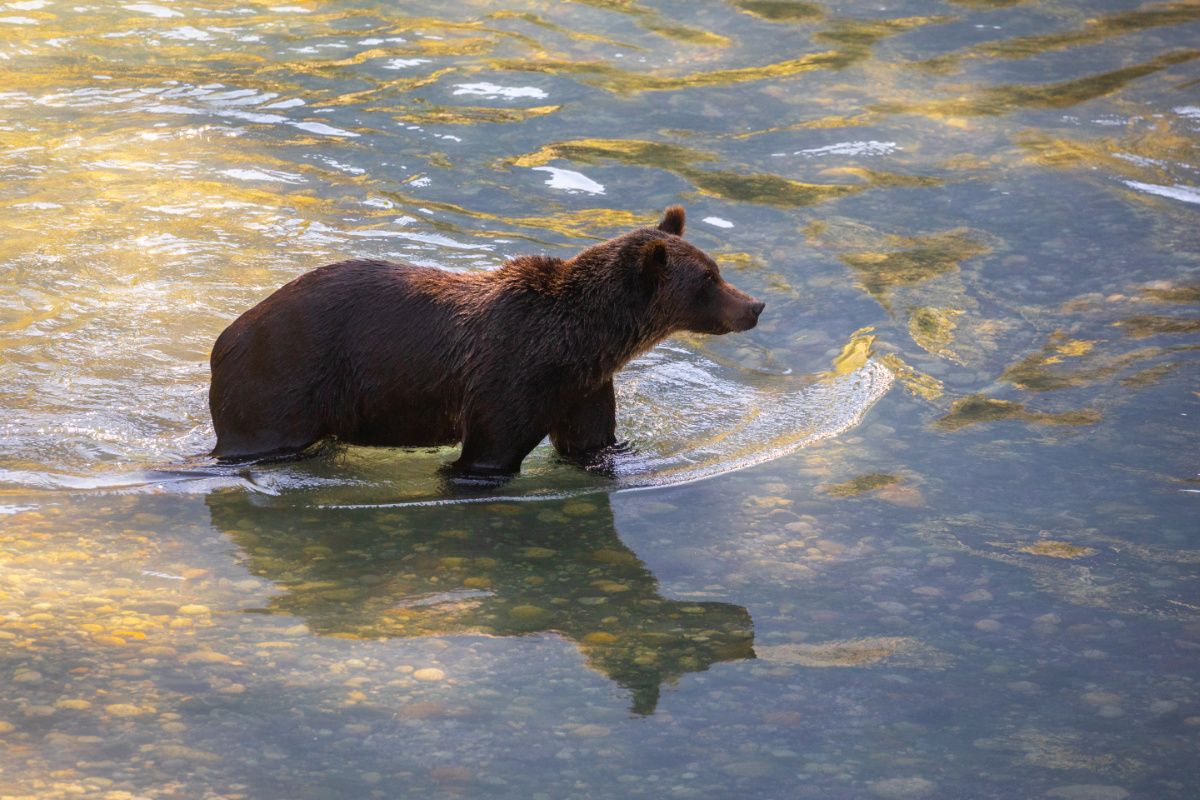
[{"xmin": 1, "ymin": 2, "xmax": 1198, "ymax": 798}]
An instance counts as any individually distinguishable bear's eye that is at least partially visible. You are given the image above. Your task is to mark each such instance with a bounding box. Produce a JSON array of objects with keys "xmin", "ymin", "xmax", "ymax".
[{"xmin": 705, "ymin": 270, "xmax": 718, "ymax": 284}]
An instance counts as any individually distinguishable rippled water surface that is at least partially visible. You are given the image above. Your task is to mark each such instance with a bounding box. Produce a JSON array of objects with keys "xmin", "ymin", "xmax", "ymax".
[{"xmin": 2, "ymin": 1, "xmax": 1198, "ymax": 798}]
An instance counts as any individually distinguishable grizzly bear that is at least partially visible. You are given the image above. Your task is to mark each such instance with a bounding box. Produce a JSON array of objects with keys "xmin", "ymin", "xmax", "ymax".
[{"xmin": 208, "ymin": 206, "xmax": 764, "ymax": 477}]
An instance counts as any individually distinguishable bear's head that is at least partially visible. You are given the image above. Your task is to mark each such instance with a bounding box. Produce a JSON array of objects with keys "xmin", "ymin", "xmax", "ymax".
[{"xmin": 637, "ymin": 206, "xmax": 764, "ymax": 336}]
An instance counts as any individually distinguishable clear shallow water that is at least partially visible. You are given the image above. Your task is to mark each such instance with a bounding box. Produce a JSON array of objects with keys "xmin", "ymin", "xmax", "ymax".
[{"xmin": 1, "ymin": 1, "xmax": 1198, "ymax": 798}]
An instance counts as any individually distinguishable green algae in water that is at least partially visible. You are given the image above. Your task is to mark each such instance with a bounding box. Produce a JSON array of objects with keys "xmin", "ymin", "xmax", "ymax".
[
  {"xmin": 1115, "ymin": 315, "xmax": 1200, "ymax": 338},
  {"xmin": 838, "ymin": 230, "xmax": 990, "ymax": 307},
  {"xmin": 977, "ymin": 3, "xmax": 1200, "ymax": 60},
  {"xmin": 510, "ymin": 138, "xmax": 939, "ymax": 207},
  {"xmin": 907, "ymin": 306, "xmax": 963, "ymax": 360},
  {"xmin": 814, "ymin": 16, "xmax": 953, "ymax": 48},
  {"xmin": 879, "ymin": 50, "xmax": 1200, "ymax": 116},
  {"xmin": 731, "ymin": 1, "xmax": 825, "ymax": 22},
  {"xmin": 823, "ymin": 473, "xmax": 900, "ymax": 497},
  {"xmin": 1000, "ymin": 333, "xmax": 1170, "ymax": 392},
  {"xmin": 392, "ymin": 103, "xmax": 563, "ymax": 125},
  {"xmin": 566, "ymin": 0, "xmax": 731, "ymax": 47},
  {"xmin": 1016, "ymin": 541, "xmax": 1098, "ymax": 559},
  {"xmin": 935, "ymin": 395, "xmax": 1101, "ymax": 430},
  {"xmin": 509, "ymin": 138, "xmax": 716, "ymax": 170},
  {"xmin": 1141, "ymin": 283, "xmax": 1200, "ymax": 304},
  {"xmin": 878, "ymin": 353, "xmax": 945, "ymax": 400},
  {"xmin": 920, "ymin": 3, "xmax": 1200, "ymax": 71}
]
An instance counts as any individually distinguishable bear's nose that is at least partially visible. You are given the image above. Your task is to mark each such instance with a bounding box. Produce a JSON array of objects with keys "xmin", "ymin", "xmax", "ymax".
[{"xmin": 750, "ymin": 302, "xmax": 765, "ymax": 318}]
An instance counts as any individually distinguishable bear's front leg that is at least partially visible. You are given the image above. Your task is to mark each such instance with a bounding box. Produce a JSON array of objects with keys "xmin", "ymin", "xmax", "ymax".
[
  {"xmin": 452, "ymin": 412, "xmax": 549, "ymax": 482},
  {"xmin": 550, "ymin": 379, "xmax": 619, "ymax": 466}
]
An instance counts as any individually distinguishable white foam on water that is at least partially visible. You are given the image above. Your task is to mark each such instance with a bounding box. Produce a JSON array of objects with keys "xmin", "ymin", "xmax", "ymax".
[
  {"xmin": 702, "ymin": 216, "xmax": 734, "ymax": 229},
  {"xmin": 220, "ymin": 167, "xmax": 305, "ymax": 183},
  {"xmin": 384, "ymin": 58, "xmax": 432, "ymax": 70},
  {"xmin": 795, "ymin": 141, "xmax": 898, "ymax": 157},
  {"xmin": 0, "ymin": 348, "xmax": 892, "ymax": 508},
  {"xmin": 531, "ymin": 166, "xmax": 605, "ymax": 195},
  {"xmin": 452, "ymin": 82, "xmax": 547, "ymax": 100},
  {"xmin": 343, "ymin": 228, "xmax": 494, "ymax": 251},
  {"xmin": 1123, "ymin": 180, "xmax": 1200, "ymax": 205},
  {"xmin": 289, "ymin": 121, "xmax": 358, "ymax": 137},
  {"xmin": 162, "ymin": 26, "xmax": 211, "ymax": 41},
  {"xmin": 122, "ymin": 4, "xmax": 182, "ymax": 18}
]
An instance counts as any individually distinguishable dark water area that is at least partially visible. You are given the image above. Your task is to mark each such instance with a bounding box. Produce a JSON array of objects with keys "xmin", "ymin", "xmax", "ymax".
[{"xmin": 1, "ymin": 1, "xmax": 1198, "ymax": 798}]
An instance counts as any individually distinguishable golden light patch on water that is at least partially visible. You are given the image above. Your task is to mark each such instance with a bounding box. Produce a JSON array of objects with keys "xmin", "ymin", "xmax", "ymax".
[{"xmin": 828, "ymin": 326, "xmax": 876, "ymax": 375}]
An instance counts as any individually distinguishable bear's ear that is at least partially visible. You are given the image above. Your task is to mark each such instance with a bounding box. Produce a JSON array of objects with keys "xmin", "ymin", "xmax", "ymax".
[
  {"xmin": 639, "ymin": 240, "xmax": 668, "ymax": 295},
  {"xmin": 657, "ymin": 205, "xmax": 685, "ymax": 237}
]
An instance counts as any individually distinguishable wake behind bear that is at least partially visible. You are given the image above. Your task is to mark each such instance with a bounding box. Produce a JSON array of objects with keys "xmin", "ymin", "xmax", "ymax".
[{"xmin": 208, "ymin": 206, "xmax": 764, "ymax": 479}]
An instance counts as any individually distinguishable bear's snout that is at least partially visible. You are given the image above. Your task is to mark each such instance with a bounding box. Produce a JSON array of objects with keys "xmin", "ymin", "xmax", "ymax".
[
  {"xmin": 703, "ymin": 280, "xmax": 764, "ymax": 334},
  {"xmin": 734, "ymin": 299, "xmax": 765, "ymax": 332}
]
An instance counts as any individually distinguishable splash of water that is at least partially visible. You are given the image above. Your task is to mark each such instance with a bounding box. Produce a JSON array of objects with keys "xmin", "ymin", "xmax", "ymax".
[{"xmin": 0, "ymin": 344, "xmax": 892, "ymax": 505}]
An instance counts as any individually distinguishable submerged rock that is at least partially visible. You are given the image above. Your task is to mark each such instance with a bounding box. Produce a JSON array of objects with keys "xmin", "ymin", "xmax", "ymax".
[
  {"xmin": 869, "ymin": 776, "xmax": 936, "ymax": 798},
  {"xmin": 1046, "ymin": 785, "xmax": 1129, "ymax": 800}
]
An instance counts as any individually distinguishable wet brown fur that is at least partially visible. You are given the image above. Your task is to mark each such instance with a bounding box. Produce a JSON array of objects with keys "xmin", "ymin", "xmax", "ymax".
[{"xmin": 208, "ymin": 206, "xmax": 764, "ymax": 477}]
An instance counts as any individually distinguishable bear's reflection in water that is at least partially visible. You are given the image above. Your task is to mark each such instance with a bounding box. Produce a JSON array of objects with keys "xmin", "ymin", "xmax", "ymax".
[{"xmin": 205, "ymin": 491, "xmax": 754, "ymax": 714}]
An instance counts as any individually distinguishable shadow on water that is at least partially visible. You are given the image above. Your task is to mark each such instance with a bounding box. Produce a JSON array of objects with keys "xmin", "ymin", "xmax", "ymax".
[{"xmin": 205, "ymin": 490, "xmax": 755, "ymax": 715}]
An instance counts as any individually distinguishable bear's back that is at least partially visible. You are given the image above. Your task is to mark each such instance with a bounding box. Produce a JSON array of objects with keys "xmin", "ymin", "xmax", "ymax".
[{"xmin": 209, "ymin": 259, "xmax": 482, "ymax": 457}]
